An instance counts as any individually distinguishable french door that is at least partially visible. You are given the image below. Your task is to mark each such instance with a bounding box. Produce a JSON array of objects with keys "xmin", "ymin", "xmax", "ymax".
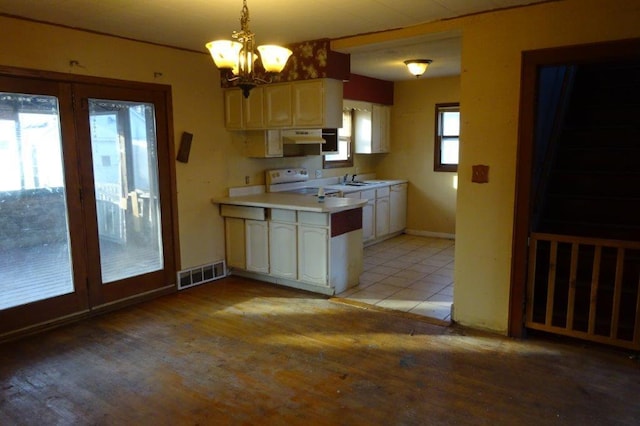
[{"xmin": 0, "ymin": 70, "xmax": 177, "ymax": 337}]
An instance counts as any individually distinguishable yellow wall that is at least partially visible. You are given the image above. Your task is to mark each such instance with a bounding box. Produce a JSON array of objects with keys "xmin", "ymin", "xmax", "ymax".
[
  {"xmin": 379, "ymin": 76, "xmax": 460, "ymax": 236},
  {"xmin": 335, "ymin": 0, "xmax": 640, "ymax": 333}
]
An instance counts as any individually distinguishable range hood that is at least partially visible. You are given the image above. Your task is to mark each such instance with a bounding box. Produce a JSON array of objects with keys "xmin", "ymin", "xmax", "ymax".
[{"xmin": 281, "ymin": 129, "xmax": 326, "ymax": 145}]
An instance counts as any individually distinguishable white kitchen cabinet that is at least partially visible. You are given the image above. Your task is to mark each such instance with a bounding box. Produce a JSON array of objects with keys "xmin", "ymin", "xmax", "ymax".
[
  {"xmin": 373, "ymin": 104, "xmax": 391, "ymax": 153},
  {"xmin": 224, "ymin": 217, "xmax": 246, "ymax": 269},
  {"xmin": 360, "ymin": 189, "xmax": 376, "ymax": 242},
  {"xmin": 292, "ymin": 79, "xmax": 343, "ymax": 128},
  {"xmin": 298, "ymin": 212, "xmax": 329, "ymax": 286},
  {"xmin": 245, "ymin": 219, "xmax": 269, "ymax": 273},
  {"xmin": 269, "ymin": 210, "xmax": 297, "ymax": 279},
  {"xmin": 224, "ymin": 86, "xmax": 267, "ymax": 129},
  {"xmin": 224, "ymin": 89, "xmax": 243, "ymax": 130},
  {"xmin": 389, "ymin": 183, "xmax": 407, "ymax": 234},
  {"xmin": 298, "ymin": 225, "xmax": 328, "ymax": 285},
  {"xmin": 244, "ymin": 86, "xmax": 264, "ymax": 129},
  {"xmin": 244, "ymin": 129, "xmax": 283, "ymax": 158},
  {"xmin": 375, "ymin": 186, "xmax": 390, "ymax": 237},
  {"xmin": 264, "ymin": 83, "xmax": 293, "ymax": 127},
  {"xmin": 352, "ymin": 102, "xmax": 391, "ymax": 154},
  {"xmin": 225, "ymin": 79, "xmax": 343, "ymax": 130}
]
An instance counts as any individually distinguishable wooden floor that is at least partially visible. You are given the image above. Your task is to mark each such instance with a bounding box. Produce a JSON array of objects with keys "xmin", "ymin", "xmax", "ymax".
[{"xmin": 1, "ymin": 277, "xmax": 639, "ymax": 425}]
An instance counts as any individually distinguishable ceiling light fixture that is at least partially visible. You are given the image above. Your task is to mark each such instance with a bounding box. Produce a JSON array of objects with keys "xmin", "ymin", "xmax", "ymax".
[
  {"xmin": 404, "ymin": 59, "xmax": 433, "ymax": 78},
  {"xmin": 206, "ymin": 0, "xmax": 292, "ymax": 98}
]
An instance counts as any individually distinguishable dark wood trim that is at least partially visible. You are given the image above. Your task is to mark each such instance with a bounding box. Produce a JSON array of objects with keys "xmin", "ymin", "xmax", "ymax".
[
  {"xmin": 433, "ymin": 102, "xmax": 459, "ymax": 172},
  {"xmin": 0, "ymin": 65, "xmax": 180, "ymax": 335},
  {"xmin": 0, "ymin": 64, "xmax": 173, "ymax": 92},
  {"xmin": 330, "ymin": 208, "xmax": 363, "ymax": 237},
  {"xmin": 509, "ymin": 37, "xmax": 640, "ymax": 338}
]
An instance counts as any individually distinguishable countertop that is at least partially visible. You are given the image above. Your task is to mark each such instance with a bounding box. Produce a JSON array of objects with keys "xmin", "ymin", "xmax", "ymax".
[{"xmin": 212, "ymin": 192, "xmax": 367, "ymax": 213}]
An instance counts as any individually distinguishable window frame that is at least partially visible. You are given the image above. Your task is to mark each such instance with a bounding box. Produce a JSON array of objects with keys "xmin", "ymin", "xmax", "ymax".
[
  {"xmin": 323, "ymin": 109, "xmax": 353, "ymax": 169},
  {"xmin": 434, "ymin": 102, "xmax": 460, "ymax": 172}
]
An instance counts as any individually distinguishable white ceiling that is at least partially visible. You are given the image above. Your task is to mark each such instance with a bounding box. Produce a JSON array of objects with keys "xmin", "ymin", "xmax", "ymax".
[{"xmin": 0, "ymin": 0, "xmax": 551, "ymax": 81}]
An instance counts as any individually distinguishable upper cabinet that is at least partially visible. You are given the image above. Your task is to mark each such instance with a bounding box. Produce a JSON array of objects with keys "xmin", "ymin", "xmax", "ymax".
[
  {"xmin": 244, "ymin": 86, "xmax": 265, "ymax": 129},
  {"xmin": 264, "ymin": 84, "xmax": 292, "ymax": 127},
  {"xmin": 224, "ymin": 78, "xmax": 343, "ymax": 130},
  {"xmin": 346, "ymin": 100, "xmax": 391, "ymax": 154},
  {"xmin": 224, "ymin": 89, "xmax": 244, "ymax": 130}
]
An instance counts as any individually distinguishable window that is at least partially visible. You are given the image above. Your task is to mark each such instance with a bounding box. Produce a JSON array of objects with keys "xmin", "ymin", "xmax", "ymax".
[
  {"xmin": 434, "ymin": 103, "xmax": 460, "ymax": 172},
  {"xmin": 323, "ymin": 109, "xmax": 353, "ymax": 169}
]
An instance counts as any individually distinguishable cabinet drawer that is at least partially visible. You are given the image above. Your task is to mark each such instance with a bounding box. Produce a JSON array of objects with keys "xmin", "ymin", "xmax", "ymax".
[
  {"xmin": 361, "ymin": 189, "xmax": 376, "ymax": 200},
  {"xmin": 376, "ymin": 186, "xmax": 390, "ymax": 198},
  {"xmin": 220, "ymin": 205, "xmax": 266, "ymax": 220},
  {"xmin": 271, "ymin": 208, "xmax": 297, "ymax": 223},
  {"xmin": 298, "ymin": 211, "xmax": 329, "ymax": 226}
]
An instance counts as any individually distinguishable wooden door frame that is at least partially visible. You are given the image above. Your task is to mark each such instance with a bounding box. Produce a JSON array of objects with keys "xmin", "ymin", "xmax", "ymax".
[
  {"xmin": 0, "ymin": 65, "xmax": 181, "ymax": 339},
  {"xmin": 509, "ymin": 38, "xmax": 640, "ymax": 337}
]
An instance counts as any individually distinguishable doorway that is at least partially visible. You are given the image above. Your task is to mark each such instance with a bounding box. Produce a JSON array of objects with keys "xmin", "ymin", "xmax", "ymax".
[
  {"xmin": 0, "ymin": 68, "xmax": 179, "ymax": 338},
  {"xmin": 510, "ymin": 38, "xmax": 640, "ymax": 349}
]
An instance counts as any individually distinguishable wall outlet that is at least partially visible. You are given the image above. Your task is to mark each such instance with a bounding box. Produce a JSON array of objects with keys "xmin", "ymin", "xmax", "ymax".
[
  {"xmin": 315, "ymin": 170, "xmax": 322, "ymax": 178},
  {"xmin": 245, "ymin": 175, "xmax": 250, "ymax": 184}
]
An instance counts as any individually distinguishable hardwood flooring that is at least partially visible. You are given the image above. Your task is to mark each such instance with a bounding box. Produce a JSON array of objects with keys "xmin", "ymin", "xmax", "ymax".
[{"xmin": 1, "ymin": 276, "xmax": 639, "ymax": 425}]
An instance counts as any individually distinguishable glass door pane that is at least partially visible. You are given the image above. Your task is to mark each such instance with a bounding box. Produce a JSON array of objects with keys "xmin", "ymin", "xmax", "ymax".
[
  {"xmin": 0, "ymin": 93, "xmax": 74, "ymax": 309},
  {"xmin": 88, "ymin": 99, "xmax": 163, "ymax": 283}
]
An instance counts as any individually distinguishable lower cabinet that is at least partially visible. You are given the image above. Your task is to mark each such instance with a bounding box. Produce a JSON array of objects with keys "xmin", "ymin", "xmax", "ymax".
[
  {"xmin": 220, "ymin": 205, "xmax": 362, "ymax": 295},
  {"xmin": 360, "ymin": 189, "xmax": 376, "ymax": 242},
  {"xmin": 269, "ymin": 220, "xmax": 297, "ymax": 279},
  {"xmin": 225, "ymin": 217, "xmax": 246, "ymax": 269},
  {"xmin": 245, "ymin": 219, "xmax": 269, "ymax": 273},
  {"xmin": 375, "ymin": 187, "xmax": 390, "ymax": 237},
  {"xmin": 298, "ymin": 212, "xmax": 329, "ymax": 285},
  {"xmin": 389, "ymin": 183, "xmax": 408, "ymax": 234}
]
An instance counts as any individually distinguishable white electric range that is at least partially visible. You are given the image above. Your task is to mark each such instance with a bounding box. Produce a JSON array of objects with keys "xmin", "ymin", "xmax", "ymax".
[{"xmin": 266, "ymin": 168, "xmax": 340, "ymax": 197}]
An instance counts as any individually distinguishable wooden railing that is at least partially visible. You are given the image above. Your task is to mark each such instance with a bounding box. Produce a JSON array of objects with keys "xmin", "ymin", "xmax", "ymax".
[{"xmin": 526, "ymin": 232, "xmax": 640, "ymax": 350}]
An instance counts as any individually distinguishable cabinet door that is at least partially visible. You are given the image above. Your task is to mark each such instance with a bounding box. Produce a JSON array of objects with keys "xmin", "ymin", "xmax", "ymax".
[
  {"xmin": 375, "ymin": 197, "xmax": 390, "ymax": 237},
  {"xmin": 376, "ymin": 104, "xmax": 391, "ymax": 153},
  {"xmin": 343, "ymin": 191, "xmax": 360, "ymax": 199},
  {"xmin": 293, "ymin": 80, "xmax": 324, "ymax": 127},
  {"xmin": 362, "ymin": 200, "xmax": 375, "ymax": 242},
  {"xmin": 269, "ymin": 222, "xmax": 297, "ymax": 279},
  {"xmin": 244, "ymin": 86, "xmax": 264, "ymax": 129},
  {"xmin": 264, "ymin": 84, "xmax": 292, "ymax": 127},
  {"xmin": 225, "ymin": 218, "xmax": 246, "ymax": 268},
  {"xmin": 224, "ymin": 89, "xmax": 243, "ymax": 130},
  {"xmin": 298, "ymin": 225, "xmax": 328, "ymax": 285},
  {"xmin": 244, "ymin": 130, "xmax": 283, "ymax": 158},
  {"xmin": 353, "ymin": 107, "xmax": 373, "ymax": 154},
  {"xmin": 390, "ymin": 183, "xmax": 407, "ymax": 233},
  {"xmin": 245, "ymin": 220, "xmax": 269, "ymax": 273}
]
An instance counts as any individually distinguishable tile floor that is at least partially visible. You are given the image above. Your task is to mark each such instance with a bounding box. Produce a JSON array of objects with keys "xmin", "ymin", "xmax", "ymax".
[{"xmin": 337, "ymin": 234, "xmax": 455, "ymax": 321}]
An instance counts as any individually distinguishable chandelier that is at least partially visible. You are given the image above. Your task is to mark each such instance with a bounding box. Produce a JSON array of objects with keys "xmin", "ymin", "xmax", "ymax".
[
  {"xmin": 404, "ymin": 59, "xmax": 433, "ymax": 78},
  {"xmin": 206, "ymin": 0, "xmax": 293, "ymax": 98}
]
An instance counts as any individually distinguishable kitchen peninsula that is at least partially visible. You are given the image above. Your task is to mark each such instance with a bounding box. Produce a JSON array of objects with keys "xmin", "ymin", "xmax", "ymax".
[{"xmin": 212, "ymin": 193, "xmax": 367, "ymax": 296}]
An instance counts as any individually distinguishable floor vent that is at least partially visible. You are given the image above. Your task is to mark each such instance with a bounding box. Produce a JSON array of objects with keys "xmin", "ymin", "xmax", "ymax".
[{"xmin": 177, "ymin": 260, "xmax": 226, "ymax": 290}]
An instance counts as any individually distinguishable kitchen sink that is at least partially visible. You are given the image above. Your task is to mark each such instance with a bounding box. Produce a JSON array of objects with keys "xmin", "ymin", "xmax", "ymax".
[{"xmin": 345, "ymin": 182, "xmax": 370, "ymax": 186}]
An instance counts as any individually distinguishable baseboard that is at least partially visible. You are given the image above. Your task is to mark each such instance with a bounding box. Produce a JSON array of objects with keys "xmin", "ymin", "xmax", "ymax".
[{"xmin": 405, "ymin": 229, "xmax": 456, "ymax": 240}]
